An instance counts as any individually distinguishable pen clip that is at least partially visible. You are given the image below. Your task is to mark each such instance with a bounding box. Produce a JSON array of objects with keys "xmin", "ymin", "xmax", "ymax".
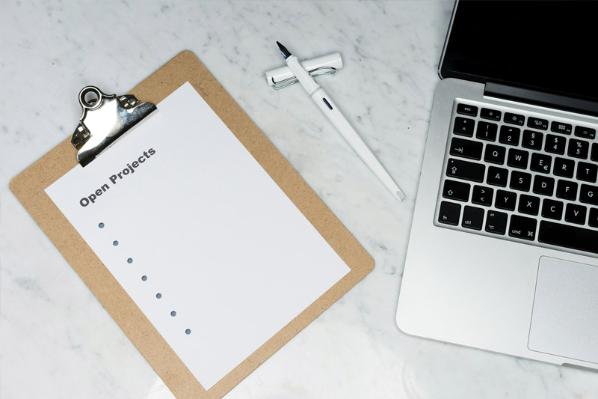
[{"xmin": 271, "ymin": 66, "xmax": 337, "ymax": 90}]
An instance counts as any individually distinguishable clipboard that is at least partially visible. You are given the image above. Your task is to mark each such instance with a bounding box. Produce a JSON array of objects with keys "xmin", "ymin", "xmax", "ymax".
[{"xmin": 10, "ymin": 50, "xmax": 374, "ymax": 399}]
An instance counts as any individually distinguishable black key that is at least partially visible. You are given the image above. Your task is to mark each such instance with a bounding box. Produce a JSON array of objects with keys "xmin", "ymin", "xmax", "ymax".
[
  {"xmin": 527, "ymin": 117, "xmax": 548, "ymax": 130},
  {"xmin": 504, "ymin": 112, "xmax": 525, "ymax": 126},
  {"xmin": 495, "ymin": 189, "xmax": 516, "ymax": 211},
  {"xmin": 575, "ymin": 126, "xmax": 596, "ymax": 140},
  {"xmin": 544, "ymin": 134, "xmax": 566, "ymax": 154},
  {"xmin": 462, "ymin": 206, "xmax": 484, "ymax": 230},
  {"xmin": 592, "ymin": 143, "xmax": 598, "ymax": 162},
  {"xmin": 539, "ymin": 221, "xmax": 598, "ymax": 254},
  {"xmin": 580, "ymin": 184, "xmax": 598, "ymax": 206},
  {"xmin": 518, "ymin": 194, "xmax": 540, "ymax": 216},
  {"xmin": 485, "ymin": 210, "xmax": 508, "ymax": 235},
  {"xmin": 567, "ymin": 139, "xmax": 589, "ymax": 159},
  {"xmin": 556, "ymin": 180, "xmax": 578, "ymax": 201},
  {"xmin": 453, "ymin": 117, "xmax": 475, "ymax": 137},
  {"xmin": 450, "ymin": 137, "xmax": 483, "ymax": 160},
  {"xmin": 438, "ymin": 201, "xmax": 461, "ymax": 225},
  {"xmin": 507, "ymin": 148, "xmax": 529, "ymax": 169},
  {"xmin": 484, "ymin": 144, "xmax": 506, "ymax": 164},
  {"xmin": 476, "ymin": 121, "xmax": 498, "ymax": 141},
  {"xmin": 472, "ymin": 185, "xmax": 493, "ymax": 206},
  {"xmin": 551, "ymin": 121, "xmax": 572, "ymax": 135},
  {"xmin": 480, "ymin": 108, "xmax": 501, "ymax": 121},
  {"xmin": 589, "ymin": 208, "xmax": 598, "ymax": 228},
  {"xmin": 457, "ymin": 103, "xmax": 478, "ymax": 117},
  {"xmin": 522, "ymin": 129, "xmax": 543, "ymax": 150},
  {"xmin": 542, "ymin": 199, "xmax": 564, "ymax": 220},
  {"xmin": 442, "ymin": 179, "xmax": 470, "ymax": 202},
  {"xmin": 510, "ymin": 171, "xmax": 531, "ymax": 192},
  {"xmin": 499, "ymin": 126, "xmax": 521, "ymax": 146},
  {"xmin": 553, "ymin": 157, "xmax": 575, "ymax": 178},
  {"xmin": 446, "ymin": 158, "xmax": 485, "ymax": 183},
  {"xmin": 565, "ymin": 204, "xmax": 587, "ymax": 225},
  {"xmin": 509, "ymin": 215, "xmax": 537, "ymax": 241},
  {"xmin": 576, "ymin": 162, "xmax": 598, "ymax": 183},
  {"xmin": 533, "ymin": 175, "xmax": 555, "ymax": 196},
  {"xmin": 487, "ymin": 166, "xmax": 508, "ymax": 187},
  {"xmin": 530, "ymin": 153, "xmax": 551, "ymax": 174}
]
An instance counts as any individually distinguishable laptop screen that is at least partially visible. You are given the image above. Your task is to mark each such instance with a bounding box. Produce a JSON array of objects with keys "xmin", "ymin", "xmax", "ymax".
[{"xmin": 441, "ymin": 1, "xmax": 598, "ymax": 102}]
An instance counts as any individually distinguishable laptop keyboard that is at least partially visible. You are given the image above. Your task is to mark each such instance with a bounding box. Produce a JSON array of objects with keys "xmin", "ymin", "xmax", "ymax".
[{"xmin": 436, "ymin": 101, "xmax": 598, "ymax": 255}]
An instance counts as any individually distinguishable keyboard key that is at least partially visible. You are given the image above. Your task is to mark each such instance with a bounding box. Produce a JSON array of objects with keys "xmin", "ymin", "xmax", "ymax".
[
  {"xmin": 450, "ymin": 137, "xmax": 483, "ymax": 160},
  {"xmin": 485, "ymin": 210, "xmax": 508, "ymax": 235},
  {"xmin": 472, "ymin": 185, "xmax": 493, "ymax": 206},
  {"xmin": 510, "ymin": 171, "xmax": 531, "ymax": 191},
  {"xmin": 530, "ymin": 153, "xmax": 551, "ymax": 173},
  {"xmin": 568, "ymin": 139, "xmax": 589, "ymax": 159},
  {"xmin": 504, "ymin": 112, "xmax": 525, "ymax": 126},
  {"xmin": 527, "ymin": 117, "xmax": 548, "ymax": 130},
  {"xmin": 580, "ymin": 184, "xmax": 598, "ymax": 206},
  {"xmin": 487, "ymin": 166, "xmax": 508, "ymax": 186},
  {"xmin": 476, "ymin": 121, "xmax": 498, "ymax": 141},
  {"xmin": 556, "ymin": 180, "xmax": 578, "ymax": 201},
  {"xmin": 551, "ymin": 121, "xmax": 572, "ymax": 135},
  {"xmin": 522, "ymin": 129, "xmax": 543, "ymax": 150},
  {"xmin": 438, "ymin": 201, "xmax": 461, "ymax": 225},
  {"xmin": 542, "ymin": 199, "xmax": 564, "ymax": 220},
  {"xmin": 576, "ymin": 162, "xmax": 598, "ymax": 183},
  {"xmin": 518, "ymin": 194, "xmax": 540, "ymax": 216},
  {"xmin": 509, "ymin": 215, "xmax": 537, "ymax": 241},
  {"xmin": 484, "ymin": 144, "xmax": 506, "ymax": 164},
  {"xmin": 457, "ymin": 103, "xmax": 478, "ymax": 117},
  {"xmin": 539, "ymin": 221, "xmax": 598, "ymax": 254},
  {"xmin": 589, "ymin": 208, "xmax": 598, "ymax": 227},
  {"xmin": 446, "ymin": 158, "xmax": 485, "ymax": 182},
  {"xmin": 545, "ymin": 134, "xmax": 566, "ymax": 154},
  {"xmin": 507, "ymin": 148, "xmax": 529, "ymax": 169},
  {"xmin": 565, "ymin": 204, "xmax": 587, "ymax": 225},
  {"xmin": 575, "ymin": 125, "xmax": 596, "ymax": 140},
  {"xmin": 442, "ymin": 179, "xmax": 470, "ymax": 202},
  {"xmin": 553, "ymin": 157, "xmax": 574, "ymax": 178},
  {"xmin": 462, "ymin": 206, "xmax": 484, "ymax": 230},
  {"xmin": 499, "ymin": 126, "xmax": 521, "ymax": 146},
  {"xmin": 533, "ymin": 175, "xmax": 555, "ymax": 196},
  {"xmin": 592, "ymin": 143, "xmax": 598, "ymax": 162},
  {"xmin": 480, "ymin": 108, "xmax": 501, "ymax": 121},
  {"xmin": 453, "ymin": 117, "xmax": 475, "ymax": 137},
  {"xmin": 495, "ymin": 190, "xmax": 516, "ymax": 211}
]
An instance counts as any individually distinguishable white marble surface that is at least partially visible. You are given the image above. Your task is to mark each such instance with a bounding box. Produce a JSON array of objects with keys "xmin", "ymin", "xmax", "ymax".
[{"xmin": 1, "ymin": 1, "xmax": 598, "ymax": 398}]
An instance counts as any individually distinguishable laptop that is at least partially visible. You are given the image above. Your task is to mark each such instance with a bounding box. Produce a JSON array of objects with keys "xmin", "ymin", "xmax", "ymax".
[{"xmin": 397, "ymin": 1, "xmax": 598, "ymax": 368}]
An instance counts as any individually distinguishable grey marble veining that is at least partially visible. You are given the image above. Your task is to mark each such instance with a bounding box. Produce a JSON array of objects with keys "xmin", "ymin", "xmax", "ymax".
[{"xmin": 1, "ymin": 1, "xmax": 598, "ymax": 398}]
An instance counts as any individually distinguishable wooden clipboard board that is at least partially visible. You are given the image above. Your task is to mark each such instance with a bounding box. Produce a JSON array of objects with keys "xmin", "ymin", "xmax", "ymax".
[{"xmin": 10, "ymin": 50, "xmax": 374, "ymax": 399}]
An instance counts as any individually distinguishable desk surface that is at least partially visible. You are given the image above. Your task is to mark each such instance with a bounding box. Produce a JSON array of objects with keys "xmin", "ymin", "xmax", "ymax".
[{"xmin": 1, "ymin": 1, "xmax": 597, "ymax": 398}]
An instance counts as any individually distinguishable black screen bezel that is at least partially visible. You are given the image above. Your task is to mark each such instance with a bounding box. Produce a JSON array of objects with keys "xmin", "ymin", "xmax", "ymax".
[{"xmin": 439, "ymin": 0, "xmax": 598, "ymax": 102}]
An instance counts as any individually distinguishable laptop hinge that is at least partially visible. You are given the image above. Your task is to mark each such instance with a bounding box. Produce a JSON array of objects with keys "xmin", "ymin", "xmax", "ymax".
[{"xmin": 484, "ymin": 83, "xmax": 598, "ymax": 118}]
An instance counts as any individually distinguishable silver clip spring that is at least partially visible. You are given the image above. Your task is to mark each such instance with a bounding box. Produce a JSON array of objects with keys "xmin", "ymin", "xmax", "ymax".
[{"xmin": 71, "ymin": 86, "xmax": 156, "ymax": 166}]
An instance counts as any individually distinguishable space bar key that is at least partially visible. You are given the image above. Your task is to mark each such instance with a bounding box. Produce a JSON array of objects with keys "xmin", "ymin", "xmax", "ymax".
[{"xmin": 538, "ymin": 221, "xmax": 598, "ymax": 254}]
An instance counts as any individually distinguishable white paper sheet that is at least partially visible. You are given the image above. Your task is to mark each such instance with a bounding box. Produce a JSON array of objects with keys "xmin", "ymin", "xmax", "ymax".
[{"xmin": 46, "ymin": 82, "xmax": 350, "ymax": 389}]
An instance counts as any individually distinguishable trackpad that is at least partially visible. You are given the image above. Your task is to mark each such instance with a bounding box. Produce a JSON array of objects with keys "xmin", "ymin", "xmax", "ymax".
[{"xmin": 529, "ymin": 257, "xmax": 598, "ymax": 363}]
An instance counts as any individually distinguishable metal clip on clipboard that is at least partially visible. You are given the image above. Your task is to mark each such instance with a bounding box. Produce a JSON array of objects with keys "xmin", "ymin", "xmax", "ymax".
[{"xmin": 71, "ymin": 86, "xmax": 157, "ymax": 166}]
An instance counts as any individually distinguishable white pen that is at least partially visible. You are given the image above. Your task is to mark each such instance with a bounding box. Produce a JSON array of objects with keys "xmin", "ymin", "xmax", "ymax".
[{"xmin": 276, "ymin": 41, "xmax": 406, "ymax": 201}]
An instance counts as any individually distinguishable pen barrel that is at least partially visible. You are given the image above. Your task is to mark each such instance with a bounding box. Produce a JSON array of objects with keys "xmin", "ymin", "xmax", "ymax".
[
  {"xmin": 287, "ymin": 56, "xmax": 320, "ymax": 94},
  {"xmin": 311, "ymin": 88, "xmax": 406, "ymax": 200}
]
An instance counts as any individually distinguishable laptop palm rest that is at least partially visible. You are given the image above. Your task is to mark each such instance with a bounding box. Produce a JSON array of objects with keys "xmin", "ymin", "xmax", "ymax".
[{"xmin": 529, "ymin": 256, "xmax": 598, "ymax": 364}]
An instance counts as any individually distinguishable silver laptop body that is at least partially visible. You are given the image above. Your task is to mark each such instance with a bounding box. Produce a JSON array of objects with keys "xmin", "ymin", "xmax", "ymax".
[{"xmin": 397, "ymin": 2, "xmax": 598, "ymax": 369}]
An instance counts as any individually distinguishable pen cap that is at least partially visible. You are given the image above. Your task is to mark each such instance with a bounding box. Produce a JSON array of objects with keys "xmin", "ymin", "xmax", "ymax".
[{"xmin": 265, "ymin": 52, "xmax": 343, "ymax": 89}]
